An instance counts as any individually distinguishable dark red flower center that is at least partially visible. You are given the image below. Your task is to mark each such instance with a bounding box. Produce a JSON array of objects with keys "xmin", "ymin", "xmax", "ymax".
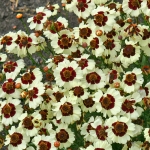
[
  {"xmin": 83, "ymin": 97, "xmax": 95, "ymax": 108},
  {"xmin": 2, "ymin": 79, "xmax": 15, "ymax": 94},
  {"xmin": 90, "ymin": 37, "xmax": 99, "ymax": 49},
  {"xmin": 21, "ymin": 72, "xmax": 35, "ymax": 84},
  {"xmin": 73, "ymin": 86, "xmax": 84, "ymax": 97},
  {"xmin": 39, "ymin": 109, "xmax": 48, "ymax": 120},
  {"xmin": 79, "ymin": 27, "xmax": 92, "ymax": 39},
  {"xmin": 104, "ymin": 39, "xmax": 115, "ymax": 50},
  {"xmin": 122, "ymin": 99, "xmax": 135, "ymax": 113},
  {"xmin": 10, "ymin": 132, "xmax": 23, "ymax": 146},
  {"xmin": 124, "ymin": 73, "xmax": 136, "ymax": 86},
  {"xmin": 27, "ymin": 87, "xmax": 38, "ymax": 101},
  {"xmin": 123, "ymin": 45, "xmax": 135, "ymax": 58},
  {"xmin": 86, "ymin": 72, "xmax": 101, "ymax": 84},
  {"xmin": 3, "ymin": 61, "xmax": 18, "ymax": 73},
  {"xmin": 78, "ymin": 59, "xmax": 88, "ymax": 70},
  {"xmin": 38, "ymin": 140, "xmax": 51, "ymax": 150},
  {"xmin": 96, "ymin": 125, "xmax": 108, "ymax": 140},
  {"xmin": 33, "ymin": 12, "xmax": 46, "ymax": 24},
  {"xmin": 60, "ymin": 102, "xmax": 73, "ymax": 116},
  {"xmin": 53, "ymin": 91, "xmax": 64, "ymax": 102},
  {"xmin": 56, "ymin": 129, "xmax": 69, "ymax": 143},
  {"xmin": 22, "ymin": 116, "xmax": 34, "ymax": 129},
  {"xmin": 53, "ymin": 55, "xmax": 64, "ymax": 65},
  {"xmin": 1, "ymin": 35, "xmax": 12, "ymax": 45},
  {"xmin": 128, "ymin": 0, "xmax": 142, "ymax": 10},
  {"xmin": 77, "ymin": 0, "xmax": 88, "ymax": 12}
]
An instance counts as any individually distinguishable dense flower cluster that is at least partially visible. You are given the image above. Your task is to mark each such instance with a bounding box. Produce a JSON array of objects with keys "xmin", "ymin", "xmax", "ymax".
[{"xmin": 0, "ymin": 0, "xmax": 150, "ymax": 149}]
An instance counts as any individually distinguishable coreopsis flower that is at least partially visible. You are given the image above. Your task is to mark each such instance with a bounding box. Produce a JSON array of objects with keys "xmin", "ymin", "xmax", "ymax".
[
  {"xmin": 25, "ymin": 81, "xmax": 45, "ymax": 109},
  {"xmin": 52, "ymin": 96, "xmax": 81, "ymax": 124},
  {"xmin": 5, "ymin": 126, "xmax": 30, "ymax": 150},
  {"xmin": 72, "ymin": 0, "xmax": 95, "ymax": 19},
  {"xmin": 18, "ymin": 111, "xmax": 41, "ymax": 137},
  {"xmin": 105, "ymin": 116, "xmax": 135, "ymax": 144},
  {"xmin": 93, "ymin": 88, "xmax": 123, "ymax": 117},
  {"xmin": 44, "ymin": 17, "xmax": 68, "ymax": 40},
  {"xmin": 82, "ymin": 68, "xmax": 106, "ymax": 90},
  {"xmin": 120, "ymin": 92, "xmax": 143, "ymax": 120},
  {"xmin": 3, "ymin": 59, "xmax": 25, "ymax": 79},
  {"xmin": 32, "ymin": 134, "xmax": 57, "ymax": 150},
  {"xmin": 118, "ymin": 40, "xmax": 141, "ymax": 68},
  {"xmin": 51, "ymin": 29, "xmax": 77, "ymax": 54},
  {"xmin": 0, "ymin": 53, "xmax": 7, "ymax": 62},
  {"xmin": 122, "ymin": 0, "xmax": 142, "ymax": 17},
  {"xmin": 46, "ymin": 3, "xmax": 59, "ymax": 16},
  {"xmin": 144, "ymin": 128, "xmax": 150, "ymax": 141},
  {"xmin": 16, "ymin": 68, "xmax": 43, "ymax": 89},
  {"xmin": 0, "ymin": 98, "xmax": 23, "ymax": 126},
  {"xmin": 0, "ymin": 78, "xmax": 22, "ymax": 98},
  {"xmin": 27, "ymin": 6, "xmax": 52, "ymax": 30},
  {"xmin": 55, "ymin": 123, "xmax": 75, "ymax": 149},
  {"xmin": 53, "ymin": 59, "xmax": 83, "ymax": 89},
  {"xmin": 81, "ymin": 141, "xmax": 112, "ymax": 150},
  {"xmin": 0, "ymin": 32, "xmax": 17, "ymax": 51},
  {"xmin": 89, "ymin": 116, "xmax": 110, "ymax": 142},
  {"xmin": 91, "ymin": 6, "xmax": 117, "ymax": 33},
  {"xmin": 120, "ymin": 68, "xmax": 144, "ymax": 93}
]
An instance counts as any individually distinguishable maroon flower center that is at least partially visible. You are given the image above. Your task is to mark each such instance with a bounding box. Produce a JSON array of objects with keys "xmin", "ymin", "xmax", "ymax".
[
  {"xmin": 10, "ymin": 132, "xmax": 23, "ymax": 146},
  {"xmin": 39, "ymin": 109, "xmax": 48, "ymax": 120},
  {"xmin": 142, "ymin": 29, "xmax": 150, "ymax": 40},
  {"xmin": 58, "ymin": 34, "xmax": 73, "ymax": 49},
  {"xmin": 83, "ymin": 97, "xmax": 95, "ymax": 108},
  {"xmin": 90, "ymin": 37, "xmax": 99, "ymax": 49},
  {"xmin": 128, "ymin": 0, "xmax": 142, "ymax": 10},
  {"xmin": 78, "ymin": 59, "xmax": 88, "ymax": 70},
  {"xmin": 73, "ymin": 86, "xmax": 84, "ymax": 97},
  {"xmin": 38, "ymin": 140, "xmax": 51, "ymax": 150},
  {"xmin": 33, "ymin": 12, "xmax": 46, "ymax": 24},
  {"xmin": 53, "ymin": 55, "xmax": 64, "ymax": 65},
  {"xmin": 60, "ymin": 67, "xmax": 76, "ymax": 82},
  {"xmin": 124, "ymin": 73, "xmax": 136, "ymax": 86},
  {"xmin": 79, "ymin": 27, "xmax": 92, "ymax": 39},
  {"xmin": 27, "ymin": 87, "xmax": 38, "ymax": 101},
  {"xmin": 123, "ymin": 45, "xmax": 135, "ymax": 58},
  {"xmin": 104, "ymin": 39, "xmax": 115, "ymax": 50},
  {"xmin": 77, "ymin": 0, "xmax": 88, "ymax": 12},
  {"xmin": 122, "ymin": 99, "xmax": 135, "ymax": 113},
  {"xmin": 95, "ymin": 148, "xmax": 105, "ymax": 150},
  {"xmin": 42, "ymin": 93, "xmax": 52, "ymax": 103},
  {"xmin": 2, "ymin": 103, "xmax": 16, "ymax": 118},
  {"xmin": 3, "ymin": 61, "xmax": 18, "ymax": 73},
  {"xmin": 106, "ymin": 29, "xmax": 116, "ymax": 38},
  {"xmin": 1, "ymin": 35, "xmax": 12, "ymax": 45},
  {"xmin": 94, "ymin": 12, "xmax": 108, "ymax": 27},
  {"xmin": 112, "ymin": 121, "xmax": 128, "ymax": 136},
  {"xmin": 100, "ymin": 94, "xmax": 115, "ymax": 110},
  {"xmin": 147, "ymin": 0, "xmax": 150, "ymax": 9},
  {"xmin": 86, "ymin": 72, "xmax": 101, "ymax": 84},
  {"xmin": 109, "ymin": 70, "xmax": 117, "ymax": 84},
  {"xmin": 2, "ymin": 79, "xmax": 15, "ymax": 94},
  {"xmin": 60, "ymin": 102, "xmax": 73, "ymax": 116},
  {"xmin": 56, "ymin": 129, "xmax": 69, "ymax": 143},
  {"xmin": 21, "ymin": 72, "xmax": 35, "ymax": 84},
  {"xmin": 53, "ymin": 91, "xmax": 64, "ymax": 102},
  {"xmin": 96, "ymin": 125, "xmax": 108, "ymax": 140},
  {"xmin": 22, "ymin": 117, "xmax": 34, "ymax": 129},
  {"xmin": 86, "ymin": 123, "xmax": 95, "ymax": 133}
]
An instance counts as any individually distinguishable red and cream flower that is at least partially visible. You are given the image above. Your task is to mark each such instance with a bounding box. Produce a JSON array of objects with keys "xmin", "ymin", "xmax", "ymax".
[
  {"xmin": 144, "ymin": 128, "xmax": 150, "ymax": 142},
  {"xmin": 53, "ymin": 59, "xmax": 83, "ymax": 89},
  {"xmin": 27, "ymin": 6, "xmax": 52, "ymax": 30},
  {"xmin": 0, "ymin": 32, "xmax": 17, "ymax": 51},
  {"xmin": 18, "ymin": 111, "xmax": 41, "ymax": 137},
  {"xmin": 3, "ymin": 59, "xmax": 25, "ymax": 79},
  {"xmin": 25, "ymin": 81, "xmax": 45, "ymax": 109},
  {"xmin": 44, "ymin": 17, "xmax": 68, "ymax": 40},
  {"xmin": 16, "ymin": 68, "xmax": 43, "ymax": 89},
  {"xmin": 122, "ymin": 0, "xmax": 142, "ymax": 17},
  {"xmin": 118, "ymin": 40, "xmax": 141, "ymax": 68},
  {"xmin": 121, "ymin": 68, "xmax": 144, "ymax": 93},
  {"xmin": 81, "ymin": 141, "xmax": 112, "ymax": 150},
  {"xmin": 72, "ymin": 0, "xmax": 95, "ymax": 19},
  {"xmin": 89, "ymin": 116, "xmax": 110, "ymax": 142},
  {"xmin": 120, "ymin": 92, "xmax": 143, "ymax": 120},
  {"xmin": 93, "ymin": 88, "xmax": 123, "ymax": 117},
  {"xmin": 55, "ymin": 123, "xmax": 75, "ymax": 149},
  {"xmin": 0, "ymin": 78, "xmax": 22, "ymax": 99},
  {"xmin": 51, "ymin": 29, "xmax": 77, "ymax": 55},
  {"xmin": 91, "ymin": 6, "xmax": 117, "ymax": 33},
  {"xmin": 82, "ymin": 68, "xmax": 106, "ymax": 90},
  {"xmin": 32, "ymin": 134, "xmax": 56, "ymax": 150},
  {"xmin": 46, "ymin": 3, "xmax": 59, "ymax": 16},
  {"xmin": 0, "ymin": 53, "xmax": 7, "ymax": 62},
  {"xmin": 105, "ymin": 116, "xmax": 135, "ymax": 144},
  {"xmin": 0, "ymin": 98, "xmax": 23, "ymax": 126},
  {"xmin": 5, "ymin": 126, "xmax": 30, "ymax": 150},
  {"xmin": 52, "ymin": 96, "xmax": 81, "ymax": 124}
]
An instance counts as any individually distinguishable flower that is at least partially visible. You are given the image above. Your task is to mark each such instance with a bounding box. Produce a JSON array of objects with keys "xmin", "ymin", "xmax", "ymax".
[
  {"xmin": 144, "ymin": 128, "xmax": 150, "ymax": 142},
  {"xmin": 5, "ymin": 126, "xmax": 30, "ymax": 150},
  {"xmin": 105, "ymin": 116, "xmax": 135, "ymax": 144},
  {"xmin": 27, "ymin": 7, "xmax": 52, "ymax": 30},
  {"xmin": 0, "ymin": 53, "xmax": 7, "ymax": 62}
]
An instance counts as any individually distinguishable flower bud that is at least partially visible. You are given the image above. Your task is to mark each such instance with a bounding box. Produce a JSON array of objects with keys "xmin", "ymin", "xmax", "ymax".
[
  {"xmin": 54, "ymin": 141, "xmax": 60, "ymax": 147},
  {"xmin": 82, "ymin": 42, "xmax": 87, "ymax": 48},
  {"xmin": 21, "ymin": 91, "xmax": 28, "ymax": 98},
  {"xmin": 16, "ymin": 13, "xmax": 23, "ymax": 19},
  {"xmin": 43, "ymin": 66, "xmax": 49, "ymax": 72},
  {"xmin": 113, "ymin": 82, "xmax": 120, "ymax": 88},
  {"xmin": 15, "ymin": 83, "xmax": 21, "ymax": 89}
]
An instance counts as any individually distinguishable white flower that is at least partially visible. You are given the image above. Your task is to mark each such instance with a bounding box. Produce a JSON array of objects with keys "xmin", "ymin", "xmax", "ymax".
[
  {"xmin": 105, "ymin": 116, "xmax": 135, "ymax": 144},
  {"xmin": 121, "ymin": 68, "xmax": 144, "ymax": 93},
  {"xmin": 52, "ymin": 96, "xmax": 81, "ymax": 124},
  {"xmin": 5, "ymin": 126, "xmax": 30, "ymax": 150},
  {"xmin": 0, "ymin": 53, "xmax": 7, "ymax": 62},
  {"xmin": 0, "ymin": 98, "xmax": 23, "ymax": 126},
  {"xmin": 144, "ymin": 128, "xmax": 150, "ymax": 142},
  {"xmin": 27, "ymin": 7, "xmax": 52, "ymax": 30}
]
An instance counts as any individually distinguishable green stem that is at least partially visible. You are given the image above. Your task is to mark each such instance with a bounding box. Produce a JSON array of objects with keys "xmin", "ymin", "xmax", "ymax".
[{"xmin": 20, "ymin": 19, "xmax": 29, "ymax": 34}]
